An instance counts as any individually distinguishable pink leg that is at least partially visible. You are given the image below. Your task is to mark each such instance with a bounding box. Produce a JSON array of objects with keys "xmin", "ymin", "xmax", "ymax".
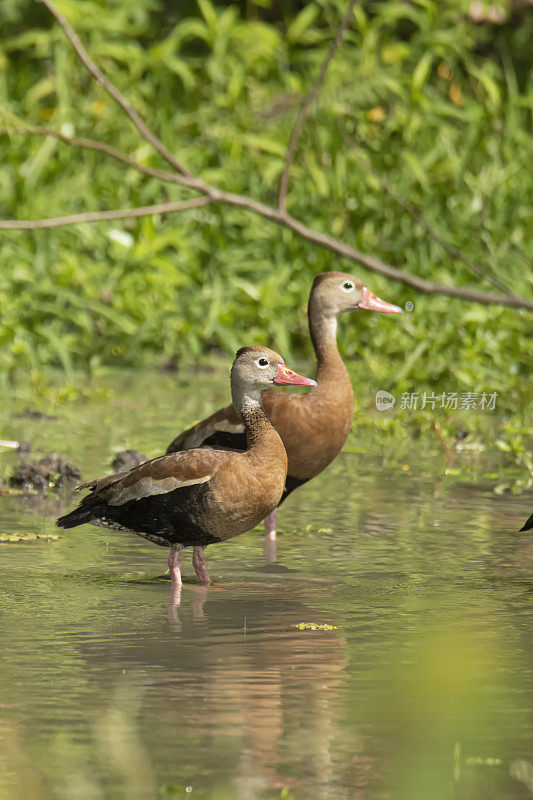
[
  {"xmin": 192, "ymin": 546, "xmax": 211, "ymax": 586},
  {"xmin": 264, "ymin": 508, "xmax": 278, "ymax": 541},
  {"xmin": 168, "ymin": 544, "xmax": 183, "ymax": 586}
]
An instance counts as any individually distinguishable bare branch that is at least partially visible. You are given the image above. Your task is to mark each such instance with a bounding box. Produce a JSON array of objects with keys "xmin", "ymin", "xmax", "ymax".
[
  {"xmin": 38, "ymin": 0, "xmax": 193, "ymax": 179},
  {"xmin": 342, "ymin": 130, "xmax": 516, "ymax": 297},
  {"xmin": 0, "ymin": 197, "xmax": 212, "ymax": 230},
  {"xmin": 278, "ymin": 0, "xmax": 356, "ymax": 211}
]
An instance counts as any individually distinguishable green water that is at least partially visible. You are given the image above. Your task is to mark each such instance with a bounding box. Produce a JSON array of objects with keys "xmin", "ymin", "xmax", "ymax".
[{"xmin": 0, "ymin": 370, "xmax": 532, "ymax": 800}]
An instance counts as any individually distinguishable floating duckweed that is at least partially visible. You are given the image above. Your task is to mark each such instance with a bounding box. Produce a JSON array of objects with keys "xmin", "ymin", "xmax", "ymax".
[
  {"xmin": 291, "ymin": 622, "xmax": 338, "ymax": 631},
  {"xmin": 0, "ymin": 531, "xmax": 60, "ymax": 543}
]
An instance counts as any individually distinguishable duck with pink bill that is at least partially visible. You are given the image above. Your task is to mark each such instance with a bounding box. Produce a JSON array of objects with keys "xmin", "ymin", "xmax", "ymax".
[{"xmin": 57, "ymin": 347, "xmax": 315, "ymax": 593}]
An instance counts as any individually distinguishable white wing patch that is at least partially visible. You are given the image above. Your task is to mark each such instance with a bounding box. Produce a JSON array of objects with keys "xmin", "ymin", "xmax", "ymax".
[{"xmin": 109, "ymin": 474, "xmax": 212, "ymax": 506}]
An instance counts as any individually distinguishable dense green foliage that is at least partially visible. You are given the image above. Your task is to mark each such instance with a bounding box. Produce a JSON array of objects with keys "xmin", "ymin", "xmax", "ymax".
[{"xmin": 0, "ymin": 0, "xmax": 531, "ymax": 408}]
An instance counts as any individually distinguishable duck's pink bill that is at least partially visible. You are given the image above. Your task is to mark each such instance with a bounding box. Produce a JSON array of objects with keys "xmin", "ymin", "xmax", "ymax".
[
  {"xmin": 358, "ymin": 286, "xmax": 403, "ymax": 314},
  {"xmin": 274, "ymin": 365, "xmax": 317, "ymax": 387}
]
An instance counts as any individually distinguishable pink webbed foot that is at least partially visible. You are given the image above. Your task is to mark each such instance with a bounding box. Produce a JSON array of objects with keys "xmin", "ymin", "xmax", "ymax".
[{"xmin": 192, "ymin": 546, "xmax": 211, "ymax": 586}]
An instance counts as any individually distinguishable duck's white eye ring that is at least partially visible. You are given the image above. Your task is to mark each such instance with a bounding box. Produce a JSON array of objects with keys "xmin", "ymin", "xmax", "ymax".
[
  {"xmin": 256, "ymin": 358, "xmax": 269, "ymax": 367},
  {"xmin": 341, "ymin": 281, "xmax": 354, "ymax": 291}
]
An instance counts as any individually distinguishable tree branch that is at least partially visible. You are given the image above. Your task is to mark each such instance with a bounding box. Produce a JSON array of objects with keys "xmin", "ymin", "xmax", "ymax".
[
  {"xmin": 0, "ymin": 197, "xmax": 212, "ymax": 230},
  {"xmin": 38, "ymin": 0, "xmax": 193, "ymax": 179},
  {"xmin": 2, "ymin": 127, "xmax": 532, "ymax": 310},
  {"xmin": 278, "ymin": 0, "xmax": 356, "ymax": 211}
]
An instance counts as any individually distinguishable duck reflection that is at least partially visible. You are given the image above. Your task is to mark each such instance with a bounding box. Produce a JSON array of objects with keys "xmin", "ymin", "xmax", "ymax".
[{"xmin": 80, "ymin": 586, "xmax": 349, "ymax": 799}]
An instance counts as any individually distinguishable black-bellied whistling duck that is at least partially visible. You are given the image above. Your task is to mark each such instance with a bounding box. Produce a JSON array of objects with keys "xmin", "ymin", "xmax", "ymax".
[
  {"xmin": 56, "ymin": 347, "xmax": 315, "ymax": 594},
  {"xmin": 166, "ymin": 272, "xmax": 402, "ymax": 547}
]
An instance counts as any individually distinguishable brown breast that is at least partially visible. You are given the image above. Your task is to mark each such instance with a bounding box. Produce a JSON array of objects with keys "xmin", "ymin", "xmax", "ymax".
[{"xmin": 204, "ymin": 413, "xmax": 288, "ymax": 541}]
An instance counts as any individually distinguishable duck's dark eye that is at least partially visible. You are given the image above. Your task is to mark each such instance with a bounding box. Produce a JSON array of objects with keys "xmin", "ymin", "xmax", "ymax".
[
  {"xmin": 258, "ymin": 358, "xmax": 268, "ymax": 367},
  {"xmin": 343, "ymin": 282, "xmax": 354, "ymax": 290}
]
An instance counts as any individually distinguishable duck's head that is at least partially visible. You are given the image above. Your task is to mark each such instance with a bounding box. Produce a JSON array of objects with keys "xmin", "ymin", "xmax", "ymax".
[
  {"xmin": 309, "ymin": 271, "xmax": 403, "ymax": 317},
  {"xmin": 230, "ymin": 346, "xmax": 316, "ymax": 405}
]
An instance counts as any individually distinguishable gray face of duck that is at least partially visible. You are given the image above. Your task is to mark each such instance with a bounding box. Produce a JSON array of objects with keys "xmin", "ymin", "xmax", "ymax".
[{"xmin": 230, "ymin": 346, "xmax": 317, "ymax": 408}]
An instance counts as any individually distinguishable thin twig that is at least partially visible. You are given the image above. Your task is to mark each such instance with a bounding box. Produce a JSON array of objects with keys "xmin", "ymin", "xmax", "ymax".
[
  {"xmin": 0, "ymin": 126, "xmax": 203, "ymax": 190},
  {"xmin": 342, "ymin": 130, "xmax": 515, "ymax": 297},
  {"xmin": 38, "ymin": 0, "xmax": 193, "ymax": 179},
  {"xmin": 278, "ymin": 0, "xmax": 356, "ymax": 211},
  {"xmin": 0, "ymin": 197, "xmax": 212, "ymax": 230}
]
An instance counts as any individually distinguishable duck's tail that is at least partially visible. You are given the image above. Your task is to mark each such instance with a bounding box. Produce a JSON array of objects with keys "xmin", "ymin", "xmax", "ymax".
[{"xmin": 57, "ymin": 507, "xmax": 93, "ymax": 529}]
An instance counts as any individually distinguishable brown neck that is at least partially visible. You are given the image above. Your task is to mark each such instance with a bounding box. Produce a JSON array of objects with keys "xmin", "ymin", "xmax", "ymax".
[
  {"xmin": 308, "ymin": 300, "xmax": 351, "ymax": 391},
  {"xmin": 241, "ymin": 399, "xmax": 287, "ymax": 468},
  {"xmin": 241, "ymin": 400, "xmax": 272, "ymax": 448}
]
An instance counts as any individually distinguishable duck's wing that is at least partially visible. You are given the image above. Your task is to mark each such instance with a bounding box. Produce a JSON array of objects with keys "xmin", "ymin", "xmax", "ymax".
[
  {"xmin": 166, "ymin": 403, "xmax": 246, "ymax": 453},
  {"xmin": 57, "ymin": 450, "xmax": 223, "ymax": 530},
  {"xmin": 86, "ymin": 450, "xmax": 222, "ymax": 506}
]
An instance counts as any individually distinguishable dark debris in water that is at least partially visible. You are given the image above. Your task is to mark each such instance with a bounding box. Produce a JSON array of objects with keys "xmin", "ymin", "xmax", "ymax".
[
  {"xmin": 16, "ymin": 407, "xmax": 58, "ymax": 421},
  {"xmin": 10, "ymin": 452, "xmax": 81, "ymax": 491},
  {"xmin": 111, "ymin": 449, "xmax": 148, "ymax": 473}
]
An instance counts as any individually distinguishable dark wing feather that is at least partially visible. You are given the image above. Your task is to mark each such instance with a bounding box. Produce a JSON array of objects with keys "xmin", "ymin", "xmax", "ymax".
[
  {"xmin": 166, "ymin": 403, "xmax": 245, "ymax": 453},
  {"xmin": 58, "ymin": 450, "xmax": 222, "ymax": 537}
]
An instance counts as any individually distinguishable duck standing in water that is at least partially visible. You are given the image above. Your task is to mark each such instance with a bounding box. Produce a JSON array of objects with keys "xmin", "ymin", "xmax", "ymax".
[
  {"xmin": 57, "ymin": 347, "xmax": 315, "ymax": 591},
  {"xmin": 166, "ymin": 272, "xmax": 402, "ymax": 545}
]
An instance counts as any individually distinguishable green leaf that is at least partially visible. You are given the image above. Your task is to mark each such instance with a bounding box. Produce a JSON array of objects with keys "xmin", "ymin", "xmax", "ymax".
[
  {"xmin": 287, "ymin": 4, "xmax": 319, "ymax": 44},
  {"xmin": 197, "ymin": 0, "xmax": 217, "ymax": 29},
  {"xmin": 412, "ymin": 51, "xmax": 433, "ymax": 95}
]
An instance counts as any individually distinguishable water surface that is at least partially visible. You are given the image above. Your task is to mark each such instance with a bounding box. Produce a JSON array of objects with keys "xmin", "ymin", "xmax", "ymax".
[{"xmin": 0, "ymin": 370, "xmax": 532, "ymax": 800}]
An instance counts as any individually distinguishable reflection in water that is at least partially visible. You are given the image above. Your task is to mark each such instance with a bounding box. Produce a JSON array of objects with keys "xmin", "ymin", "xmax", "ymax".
[{"xmin": 0, "ymin": 583, "xmax": 348, "ymax": 800}]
